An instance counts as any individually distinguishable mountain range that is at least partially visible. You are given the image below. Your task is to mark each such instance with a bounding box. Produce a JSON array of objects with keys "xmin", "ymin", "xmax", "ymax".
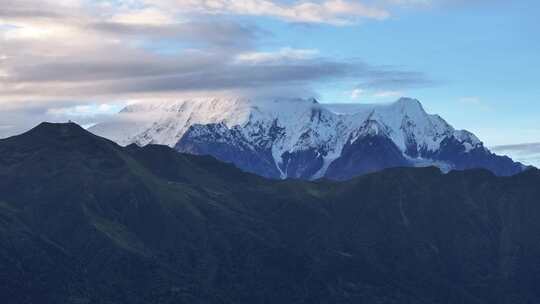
[
  {"xmin": 1, "ymin": 122, "xmax": 540, "ymax": 304},
  {"xmin": 91, "ymin": 97, "xmax": 526, "ymax": 180}
]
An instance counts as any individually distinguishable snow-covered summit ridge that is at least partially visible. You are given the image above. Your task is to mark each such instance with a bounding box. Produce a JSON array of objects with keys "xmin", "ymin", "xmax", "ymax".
[
  {"xmin": 90, "ymin": 96, "xmax": 492, "ymax": 179},
  {"xmin": 93, "ymin": 97, "xmax": 330, "ymax": 146},
  {"xmin": 91, "ymin": 96, "xmax": 482, "ymax": 154}
]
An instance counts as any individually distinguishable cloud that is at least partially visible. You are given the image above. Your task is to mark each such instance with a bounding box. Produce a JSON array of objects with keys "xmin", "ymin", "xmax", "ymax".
[
  {"xmin": 47, "ymin": 104, "xmax": 124, "ymax": 117},
  {"xmin": 357, "ymin": 69, "xmax": 435, "ymax": 90},
  {"xmin": 147, "ymin": 0, "xmax": 391, "ymax": 25},
  {"xmin": 90, "ymin": 20, "xmax": 261, "ymax": 49},
  {"xmin": 0, "ymin": 0, "xmax": 435, "ymax": 138},
  {"xmin": 0, "ymin": 49, "xmax": 430, "ymax": 100},
  {"xmin": 350, "ymin": 88, "xmax": 364, "ymax": 99},
  {"xmin": 0, "ymin": 99, "xmax": 126, "ymax": 139},
  {"xmin": 492, "ymin": 143, "xmax": 540, "ymax": 168},
  {"xmin": 458, "ymin": 96, "xmax": 482, "ymax": 104},
  {"xmin": 109, "ymin": 7, "xmax": 176, "ymax": 25},
  {"xmin": 457, "ymin": 96, "xmax": 493, "ymax": 111},
  {"xmin": 373, "ymin": 90, "xmax": 403, "ymax": 98},
  {"xmin": 376, "ymin": 0, "xmax": 497, "ymax": 9},
  {"xmin": 344, "ymin": 88, "xmax": 403, "ymax": 102},
  {"xmin": 492, "ymin": 143, "xmax": 540, "ymax": 155},
  {"xmin": 0, "ymin": 1, "xmax": 430, "ymax": 100},
  {"xmin": 235, "ymin": 48, "xmax": 320, "ymax": 64}
]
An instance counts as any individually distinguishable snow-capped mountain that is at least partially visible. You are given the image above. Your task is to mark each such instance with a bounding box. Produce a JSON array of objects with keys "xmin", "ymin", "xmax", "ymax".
[{"xmin": 90, "ymin": 97, "xmax": 525, "ymax": 180}]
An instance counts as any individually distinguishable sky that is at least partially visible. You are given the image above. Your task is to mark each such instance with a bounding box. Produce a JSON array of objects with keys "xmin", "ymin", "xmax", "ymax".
[{"xmin": 0, "ymin": 0, "xmax": 538, "ymax": 166}]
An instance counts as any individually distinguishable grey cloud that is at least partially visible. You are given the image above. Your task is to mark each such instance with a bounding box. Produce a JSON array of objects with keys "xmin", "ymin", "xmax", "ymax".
[
  {"xmin": 1, "ymin": 53, "xmax": 432, "ymax": 98},
  {"xmin": 0, "ymin": 54, "xmax": 434, "ymax": 141},
  {"xmin": 6, "ymin": 53, "xmax": 224, "ymax": 83},
  {"xmin": 0, "ymin": 0, "xmax": 436, "ymax": 138},
  {"xmin": 356, "ymin": 69, "xmax": 435, "ymax": 90},
  {"xmin": 90, "ymin": 20, "xmax": 265, "ymax": 49},
  {"xmin": 492, "ymin": 143, "xmax": 540, "ymax": 168},
  {"xmin": 0, "ymin": 0, "xmax": 71, "ymax": 19},
  {"xmin": 96, "ymin": 61, "xmax": 358, "ymax": 93},
  {"xmin": 0, "ymin": 8, "xmax": 64, "ymax": 19},
  {"xmin": 492, "ymin": 143, "xmax": 540, "ymax": 154},
  {"xmin": 1, "ymin": 1, "xmax": 264, "ymax": 49},
  {"xmin": 0, "ymin": 0, "xmax": 433, "ymax": 97}
]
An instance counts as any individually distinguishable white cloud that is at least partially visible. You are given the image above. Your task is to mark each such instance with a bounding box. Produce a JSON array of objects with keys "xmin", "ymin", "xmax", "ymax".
[
  {"xmin": 47, "ymin": 103, "xmax": 124, "ymax": 117},
  {"xmin": 236, "ymin": 48, "xmax": 320, "ymax": 64},
  {"xmin": 350, "ymin": 88, "xmax": 364, "ymax": 99},
  {"xmin": 373, "ymin": 90, "xmax": 403, "ymax": 98},
  {"xmin": 458, "ymin": 96, "xmax": 481, "ymax": 104},
  {"xmin": 150, "ymin": 0, "xmax": 391, "ymax": 25},
  {"xmin": 458, "ymin": 96, "xmax": 492, "ymax": 111},
  {"xmin": 110, "ymin": 7, "xmax": 177, "ymax": 25},
  {"xmin": 382, "ymin": 0, "xmax": 432, "ymax": 6}
]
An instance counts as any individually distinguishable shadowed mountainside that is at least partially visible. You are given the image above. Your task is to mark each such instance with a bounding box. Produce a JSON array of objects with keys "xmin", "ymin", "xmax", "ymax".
[{"xmin": 1, "ymin": 122, "xmax": 540, "ymax": 304}]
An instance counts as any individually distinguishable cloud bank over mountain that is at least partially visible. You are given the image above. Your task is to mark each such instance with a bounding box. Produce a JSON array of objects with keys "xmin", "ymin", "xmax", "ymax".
[
  {"xmin": 0, "ymin": 0, "xmax": 443, "ymax": 137},
  {"xmin": 492, "ymin": 143, "xmax": 540, "ymax": 168}
]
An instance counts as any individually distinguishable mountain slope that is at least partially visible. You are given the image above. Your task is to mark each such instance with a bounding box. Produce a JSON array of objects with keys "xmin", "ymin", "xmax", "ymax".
[
  {"xmin": 2, "ymin": 122, "xmax": 540, "ymax": 304},
  {"xmin": 91, "ymin": 97, "xmax": 525, "ymax": 180}
]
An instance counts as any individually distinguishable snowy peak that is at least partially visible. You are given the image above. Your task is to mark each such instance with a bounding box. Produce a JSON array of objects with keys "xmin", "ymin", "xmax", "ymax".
[
  {"xmin": 91, "ymin": 96, "xmax": 525, "ymax": 180},
  {"xmin": 349, "ymin": 114, "xmax": 389, "ymax": 141},
  {"xmin": 391, "ymin": 97, "xmax": 425, "ymax": 114}
]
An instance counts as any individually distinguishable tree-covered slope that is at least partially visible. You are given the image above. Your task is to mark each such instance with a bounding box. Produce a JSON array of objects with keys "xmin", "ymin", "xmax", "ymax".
[{"xmin": 1, "ymin": 122, "xmax": 539, "ymax": 304}]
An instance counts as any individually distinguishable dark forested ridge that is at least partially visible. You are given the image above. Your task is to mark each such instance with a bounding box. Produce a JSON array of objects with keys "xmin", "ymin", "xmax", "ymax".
[{"xmin": 1, "ymin": 122, "xmax": 540, "ymax": 304}]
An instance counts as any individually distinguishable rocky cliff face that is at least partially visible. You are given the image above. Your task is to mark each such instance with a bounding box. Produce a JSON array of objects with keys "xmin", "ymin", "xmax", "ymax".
[{"xmin": 91, "ymin": 97, "xmax": 525, "ymax": 180}]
